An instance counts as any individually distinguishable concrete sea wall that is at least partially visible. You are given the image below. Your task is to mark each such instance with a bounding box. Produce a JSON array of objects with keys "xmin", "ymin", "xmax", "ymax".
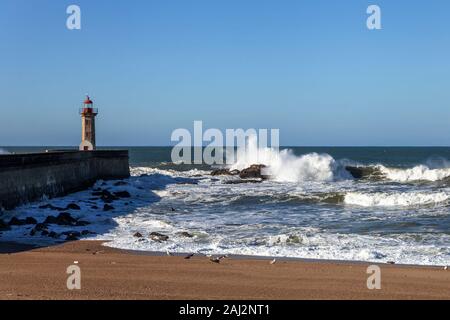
[{"xmin": 0, "ymin": 150, "xmax": 130, "ymax": 210}]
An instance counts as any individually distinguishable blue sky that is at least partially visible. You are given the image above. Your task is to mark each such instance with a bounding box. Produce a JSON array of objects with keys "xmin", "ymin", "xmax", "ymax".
[{"xmin": 1, "ymin": 0, "xmax": 449, "ymax": 146}]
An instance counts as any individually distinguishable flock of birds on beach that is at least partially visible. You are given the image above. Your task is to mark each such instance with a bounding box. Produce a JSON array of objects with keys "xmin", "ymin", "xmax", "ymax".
[{"xmin": 163, "ymin": 249, "xmax": 450, "ymax": 270}]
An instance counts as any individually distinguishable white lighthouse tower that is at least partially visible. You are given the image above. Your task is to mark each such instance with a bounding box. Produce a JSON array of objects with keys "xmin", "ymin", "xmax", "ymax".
[{"xmin": 79, "ymin": 95, "xmax": 98, "ymax": 151}]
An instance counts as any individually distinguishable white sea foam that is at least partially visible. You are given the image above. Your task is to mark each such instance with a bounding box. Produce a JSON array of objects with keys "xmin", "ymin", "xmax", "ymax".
[
  {"xmin": 344, "ymin": 191, "xmax": 450, "ymax": 207},
  {"xmin": 229, "ymin": 136, "xmax": 339, "ymax": 183},
  {"xmin": 380, "ymin": 164, "xmax": 450, "ymax": 182},
  {"xmin": 0, "ymin": 148, "xmax": 10, "ymax": 155}
]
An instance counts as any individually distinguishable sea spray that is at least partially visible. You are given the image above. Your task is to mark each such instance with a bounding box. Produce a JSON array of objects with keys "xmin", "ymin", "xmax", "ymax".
[
  {"xmin": 0, "ymin": 148, "xmax": 10, "ymax": 155},
  {"xmin": 229, "ymin": 136, "xmax": 339, "ymax": 182}
]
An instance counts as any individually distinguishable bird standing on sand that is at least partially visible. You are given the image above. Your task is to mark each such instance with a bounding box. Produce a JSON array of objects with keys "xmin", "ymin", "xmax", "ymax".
[
  {"xmin": 209, "ymin": 255, "xmax": 227, "ymax": 264},
  {"xmin": 270, "ymin": 259, "xmax": 277, "ymax": 265},
  {"xmin": 444, "ymin": 266, "xmax": 448, "ymax": 270},
  {"xmin": 184, "ymin": 253, "xmax": 195, "ymax": 260},
  {"xmin": 210, "ymin": 257, "xmax": 221, "ymax": 263},
  {"xmin": 166, "ymin": 249, "xmax": 173, "ymax": 256}
]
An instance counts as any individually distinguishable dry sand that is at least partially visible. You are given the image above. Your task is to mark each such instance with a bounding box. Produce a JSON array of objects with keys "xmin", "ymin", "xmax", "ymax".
[{"xmin": 0, "ymin": 240, "xmax": 449, "ymax": 300}]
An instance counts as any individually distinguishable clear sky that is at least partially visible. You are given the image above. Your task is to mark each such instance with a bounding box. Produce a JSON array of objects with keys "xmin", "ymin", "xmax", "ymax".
[{"xmin": 1, "ymin": 0, "xmax": 449, "ymax": 146}]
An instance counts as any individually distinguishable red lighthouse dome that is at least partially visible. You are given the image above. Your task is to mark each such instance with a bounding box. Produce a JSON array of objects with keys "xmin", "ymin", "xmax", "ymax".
[{"xmin": 84, "ymin": 95, "xmax": 93, "ymax": 105}]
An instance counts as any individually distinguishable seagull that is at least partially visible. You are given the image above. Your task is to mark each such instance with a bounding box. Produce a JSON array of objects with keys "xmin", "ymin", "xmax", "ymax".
[
  {"xmin": 184, "ymin": 253, "xmax": 195, "ymax": 260},
  {"xmin": 209, "ymin": 255, "xmax": 227, "ymax": 263},
  {"xmin": 444, "ymin": 266, "xmax": 448, "ymax": 270},
  {"xmin": 209, "ymin": 256, "xmax": 221, "ymax": 264},
  {"xmin": 270, "ymin": 258, "xmax": 277, "ymax": 265},
  {"xmin": 166, "ymin": 249, "xmax": 173, "ymax": 256}
]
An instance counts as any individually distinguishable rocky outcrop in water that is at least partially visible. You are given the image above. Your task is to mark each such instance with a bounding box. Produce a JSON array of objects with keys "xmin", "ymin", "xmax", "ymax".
[
  {"xmin": 239, "ymin": 164, "xmax": 267, "ymax": 179},
  {"xmin": 149, "ymin": 232, "xmax": 169, "ymax": 242},
  {"xmin": 345, "ymin": 166, "xmax": 384, "ymax": 180},
  {"xmin": 211, "ymin": 164, "xmax": 268, "ymax": 180}
]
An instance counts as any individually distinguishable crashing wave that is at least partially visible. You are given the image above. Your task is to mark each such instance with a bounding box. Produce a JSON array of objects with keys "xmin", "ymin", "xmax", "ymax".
[
  {"xmin": 344, "ymin": 191, "xmax": 450, "ymax": 207},
  {"xmin": 379, "ymin": 165, "xmax": 450, "ymax": 182},
  {"xmin": 229, "ymin": 136, "xmax": 349, "ymax": 183}
]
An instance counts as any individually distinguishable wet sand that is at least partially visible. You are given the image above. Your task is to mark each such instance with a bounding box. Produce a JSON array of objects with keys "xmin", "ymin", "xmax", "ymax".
[{"xmin": 0, "ymin": 240, "xmax": 449, "ymax": 300}]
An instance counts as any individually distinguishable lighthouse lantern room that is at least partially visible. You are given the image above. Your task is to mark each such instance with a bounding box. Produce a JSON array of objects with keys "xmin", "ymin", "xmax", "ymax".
[{"xmin": 79, "ymin": 95, "xmax": 98, "ymax": 151}]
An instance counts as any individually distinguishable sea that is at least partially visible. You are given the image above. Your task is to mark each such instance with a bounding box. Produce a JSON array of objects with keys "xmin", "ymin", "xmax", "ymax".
[{"xmin": 1, "ymin": 145, "xmax": 450, "ymax": 266}]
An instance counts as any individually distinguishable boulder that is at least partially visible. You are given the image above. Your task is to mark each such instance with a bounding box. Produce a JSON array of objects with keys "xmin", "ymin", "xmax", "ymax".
[
  {"xmin": 92, "ymin": 190, "xmax": 119, "ymax": 203},
  {"xmin": 211, "ymin": 169, "xmax": 234, "ymax": 176},
  {"xmin": 345, "ymin": 166, "xmax": 384, "ymax": 180},
  {"xmin": 65, "ymin": 233, "xmax": 79, "ymax": 241},
  {"xmin": 133, "ymin": 232, "xmax": 143, "ymax": 238},
  {"xmin": 44, "ymin": 212, "xmax": 78, "ymax": 226},
  {"xmin": 25, "ymin": 217, "xmax": 38, "ymax": 224},
  {"xmin": 177, "ymin": 231, "xmax": 194, "ymax": 238},
  {"xmin": 30, "ymin": 223, "xmax": 48, "ymax": 236},
  {"xmin": 0, "ymin": 219, "xmax": 10, "ymax": 231},
  {"xmin": 239, "ymin": 164, "xmax": 267, "ymax": 179},
  {"xmin": 8, "ymin": 217, "xmax": 38, "ymax": 226},
  {"xmin": 149, "ymin": 232, "xmax": 169, "ymax": 242},
  {"xmin": 8, "ymin": 217, "xmax": 26, "ymax": 226},
  {"xmin": 48, "ymin": 231, "xmax": 59, "ymax": 238}
]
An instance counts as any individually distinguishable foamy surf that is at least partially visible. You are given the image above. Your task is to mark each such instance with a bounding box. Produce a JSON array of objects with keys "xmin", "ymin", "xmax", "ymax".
[
  {"xmin": 344, "ymin": 191, "xmax": 450, "ymax": 207},
  {"xmin": 1, "ymin": 146, "xmax": 450, "ymax": 267},
  {"xmin": 380, "ymin": 164, "xmax": 450, "ymax": 182}
]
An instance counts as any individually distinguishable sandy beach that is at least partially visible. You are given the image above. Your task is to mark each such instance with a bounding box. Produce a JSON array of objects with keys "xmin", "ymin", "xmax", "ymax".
[{"xmin": 0, "ymin": 240, "xmax": 449, "ymax": 300}]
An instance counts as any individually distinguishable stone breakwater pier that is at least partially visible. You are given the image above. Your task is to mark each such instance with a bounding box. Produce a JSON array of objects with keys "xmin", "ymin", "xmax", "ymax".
[{"xmin": 0, "ymin": 150, "xmax": 130, "ymax": 210}]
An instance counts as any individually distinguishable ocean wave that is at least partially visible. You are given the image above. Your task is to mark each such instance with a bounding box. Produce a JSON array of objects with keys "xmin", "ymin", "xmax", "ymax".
[
  {"xmin": 379, "ymin": 165, "xmax": 450, "ymax": 182},
  {"xmin": 344, "ymin": 191, "xmax": 450, "ymax": 207},
  {"xmin": 229, "ymin": 136, "xmax": 350, "ymax": 183}
]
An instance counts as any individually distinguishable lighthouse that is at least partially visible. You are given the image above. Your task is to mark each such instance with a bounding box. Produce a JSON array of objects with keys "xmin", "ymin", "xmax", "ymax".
[{"xmin": 79, "ymin": 95, "xmax": 98, "ymax": 151}]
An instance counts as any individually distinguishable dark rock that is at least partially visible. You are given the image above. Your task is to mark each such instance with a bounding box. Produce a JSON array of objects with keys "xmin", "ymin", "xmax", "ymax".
[
  {"xmin": 103, "ymin": 204, "xmax": 115, "ymax": 211},
  {"xmin": 211, "ymin": 168, "xmax": 242, "ymax": 176},
  {"xmin": 8, "ymin": 217, "xmax": 38, "ymax": 226},
  {"xmin": 56, "ymin": 212, "xmax": 77, "ymax": 225},
  {"xmin": 133, "ymin": 232, "xmax": 143, "ymax": 238},
  {"xmin": 223, "ymin": 179, "xmax": 263, "ymax": 184},
  {"xmin": 34, "ymin": 223, "xmax": 48, "ymax": 231},
  {"xmin": 0, "ymin": 219, "xmax": 10, "ymax": 231},
  {"xmin": 149, "ymin": 232, "xmax": 169, "ymax": 242},
  {"xmin": 25, "ymin": 217, "xmax": 37, "ymax": 224},
  {"xmin": 30, "ymin": 223, "xmax": 48, "ymax": 236},
  {"xmin": 66, "ymin": 203, "xmax": 81, "ymax": 210},
  {"xmin": 76, "ymin": 220, "xmax": 90, "ymax": 227},
  {"xmin": 113, "ymin": 191, "xmax": 131, "ymax": 198},
  {"xmin": 65, "ymin": 233, "xmax": 79, "ymax": 241},
  {"xmin": 41, "ymin": 230, "xmax": 49, "ymax": 236},
  {"xmin": 177, "ymin": 231, "xmax": 194, "ymax": 238},
  {"xmin": 48, "ymin": 231, "xmax": 59, "ymax": 238},
  {"xmin": 44, "ymin": 215, "xmax": 58, "ymax": 224},
  {"xmin": 345, "ymin": 166, "xmax": 384, "ymax": 180},
  {"xmin": 92, "ymin": 189, "xmax": 119, "ymax": 203},
  {"xmin": 239, "ymin": 164, "xmax": 267, "ymax": 179},
  {"xmin": 44, "ymin": 212, "xmax": 78, "ymax": 226},
  {"xmin": 8, "ymin": 217, "xmax": 26, "ymax": 226}
]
